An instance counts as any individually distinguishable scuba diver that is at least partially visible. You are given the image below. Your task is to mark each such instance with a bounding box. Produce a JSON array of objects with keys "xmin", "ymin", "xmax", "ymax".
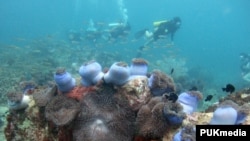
[
  {"xmin": 136, "ymin": 17, "xmax": 181, "ymax": 57},
  {"xmin": 239, "ymin": 53, "xmax": 250, "ymax": 82},
  {"xmin": 105, "ymin": 22, "xmax": 131, "ymax": 42},
  {"xmin": 145, "ymin": 16, "xmax": 181, "ymax": 44},
  {"xmin": 84, "ymin": 19, "xmax": 104, "ymax": 43}
]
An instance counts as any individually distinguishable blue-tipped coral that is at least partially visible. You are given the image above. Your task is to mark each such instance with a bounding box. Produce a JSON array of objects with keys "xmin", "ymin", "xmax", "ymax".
[
  {"xmin": 210, "ymin": 106, "xmax": 237, "ymax": 125},
  {"xmin": 103, "ymin": 62, "xmax": 130, "ymax": 86},
  {"xmin": 177, "ymin": 91, "xmax": 203, "ymax": 114},
  {"xmin": 129, "ymin": 58, "xmax": 148, "ymax": 76},
  {"xmin": 19, "ymin": 80, "xmax": 37, "ymax": 94},
  {"xmin": 54, "ymin": 68, "xmax": 76, "ymax": 93},
  {"xmin": 173, "ymin": 125, "xmax": 196, "ymax": 141},
  {"xmin": 79, "ymin": 60, "xmax": 104, "ymax": 86},
  {"xmin": 7, "ymin": 91, "xmax": 30, "ymax": 110},
  {"xmin": 210, "ymin": 100, "xmax": 249, "ymax": 125},
  {"xmin": 163, "ymin": 106, "xmax": 184, "ymax": 126},
  {"xmin": 148, "ymin": 70, "xmax": 176, "ymax": 96}
]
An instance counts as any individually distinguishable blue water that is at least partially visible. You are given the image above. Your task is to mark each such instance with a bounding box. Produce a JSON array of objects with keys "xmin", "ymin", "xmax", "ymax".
[{"xmin": 0, "ymin": 0, "xmax": 250, "ymax": 93}]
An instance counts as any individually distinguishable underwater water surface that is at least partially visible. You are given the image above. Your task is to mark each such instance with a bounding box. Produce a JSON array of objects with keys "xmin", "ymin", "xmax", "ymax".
[{"xmin": 0, "ymin": 0, "xmax": 250, "ymax": 140}]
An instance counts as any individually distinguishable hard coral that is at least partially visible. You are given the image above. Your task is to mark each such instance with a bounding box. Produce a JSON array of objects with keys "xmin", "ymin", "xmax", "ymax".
[
  {"xmin": 117, "ymin": 76, "xmax": 151, "ymax": 111},
  {"xmin": 136, "ymin": 95, "xmax": 186, "ymax": 140},
  {"xmin": 73, "ymin": 87, "xmax": 135, "ymax": 141},
  {"xmin": 45, "ymin": 95, "xmax": 80, "ymax": 126},
  {"xmin": 148, "ymin": 70, "xmax": 176, "ymax": 96}
]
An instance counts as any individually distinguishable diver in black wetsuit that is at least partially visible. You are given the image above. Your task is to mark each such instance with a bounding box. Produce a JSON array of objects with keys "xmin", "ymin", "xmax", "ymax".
[
  {"xmin": 136, "ymin": 17, "xmax": 181, "ymax": 57},
  {"xmin": 152, "ymin": 17, "xmax": 181, "ymax": 41},
  {"xmin": 107, "ymin": 22, "xmax": 131, "ymax": 42}
]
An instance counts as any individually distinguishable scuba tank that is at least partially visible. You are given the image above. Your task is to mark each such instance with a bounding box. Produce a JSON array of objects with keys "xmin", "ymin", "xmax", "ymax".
[{"xmin": 153, "ymin": 20, "xmax": 168, "ymax": 27}]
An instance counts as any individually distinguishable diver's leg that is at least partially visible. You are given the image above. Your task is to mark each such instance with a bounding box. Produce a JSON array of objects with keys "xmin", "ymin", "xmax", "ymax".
[
  {"xmin": 144, "ymin": 38, "xmax": 154, "ymax": 46},
  {"xmin": 135, "ymin": 38, "xmax": 155, "ymax": 57}
]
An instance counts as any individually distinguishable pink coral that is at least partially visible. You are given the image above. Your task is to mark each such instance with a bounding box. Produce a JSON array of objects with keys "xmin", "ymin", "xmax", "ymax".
[{"xmin": 65, "ymin": 86, "xmax": 96, "ymax": 101}]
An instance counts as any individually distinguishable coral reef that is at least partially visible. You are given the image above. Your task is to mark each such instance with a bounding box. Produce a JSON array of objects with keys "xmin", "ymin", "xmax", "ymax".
[
  {"xmin": 78, "ymin": 60, "xmax": 104, "ymax": 86},
  {"xmin": 33, "ymin": 84, "xmax": 56, "ymax": 107},
  {"xmin": 117, "ymin": 76, "xmax": 151, "ymax": 111},
  {"xmin": 45, "ymin": 94, "xmax": 80, "ymax": 126},
  {"xmin": 209, "ymin": 100, "xmax": 249, "ymax": 125},
  {"xmin": 65, "ymin": 86, "xmax": 96, "ymax": 101},
  {"xmin": 148, "ymin": 70, "xmax": 176, "ymax": 97},
  {"xmin": 73, "ymin": 87, "xmax": 136, "ymax": 141},
  {"xmin": 54, "ymin": 68, "xmax": 76, "ymax": 93},
  {"xmin": 3, "ymin": 57, "xmax": 250, "ymax": 141},
  {"xmin": 172, "ymin": 124, "xmax": 196, "ymax": 141},
  {"xmin": 136, "ymin": 95, "xmax": 186, "ymax": 140},
  {"xmin": 103, "ymin": 62, "xmax": 131, "ymax": 86},
  {"xmin": 129, "ymin": 58, "xmax": 148, "ymax": 76},
  {"xmin": 210, "ymin": 104, "xmax": 238, "ymax": 125},
  {"xmin": 177, "ymin": 90, "xmax": 203, "ymax": 114},
  {"xmin": 7, "ymin": 91, "xmax": 30, "ymax": 111},
  {"xmin": 19, "ymin": 80, "xmax": 37, "ymax": 94}
]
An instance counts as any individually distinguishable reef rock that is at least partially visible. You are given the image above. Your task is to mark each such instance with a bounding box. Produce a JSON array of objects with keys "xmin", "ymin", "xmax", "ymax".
[{"xmin": 117, "ymin": 76, "xmax": 151, "ymax": 111}]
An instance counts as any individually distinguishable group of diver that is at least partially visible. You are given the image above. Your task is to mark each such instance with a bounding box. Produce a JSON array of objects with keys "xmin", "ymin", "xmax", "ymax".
[
  {"xmin": 67, "ymin": 17, "xmax": 182, "ymax": 48},
  {"xmin": 68, "ymin": 19, "xmax": 132, "ymax": 45},
  {"xmin": 68, "ymin": 17, "xmax": 250, "ymax": 83}
]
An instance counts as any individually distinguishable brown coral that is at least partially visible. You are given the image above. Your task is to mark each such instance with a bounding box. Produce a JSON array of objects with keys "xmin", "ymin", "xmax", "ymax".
[
  {"xmin": 33, "ymin": 84, "xmax": 56, "ymax": 107},
  {"xmin": 136, "ymin": 95, "xmax": 186, "ymax": 140},
  {"xmin": 131, "ymin": 58, "xmax": 148, "ymax": 66},
  {"xmin": 19, "ymin": 80, "xmax": 37, "ymax": 94},
  {"xmin": 117, "ymin": 76, "xmax": 151, "ymax": 111},
  {"xmin": 45, "ymin": 95, "xmax": 80, "ymax": 126},
  {"xmin": 148, "ymin": 70, "xmax": 176, "ymax": 96},
  {"xmin": 6, "ymin": 91, "xmax": 23, "ymax": 103},
  {"xmin": 187, "ymin": 90, "xmax": 203, "ymax": 100},
  {"xmin": 73, "ymin": 86, "xmax": 136, "ymax": 141}
]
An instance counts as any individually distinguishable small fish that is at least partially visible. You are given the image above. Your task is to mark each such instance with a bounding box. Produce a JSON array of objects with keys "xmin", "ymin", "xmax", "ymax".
[
  {"xmin": 205, "ymin": 95, "xmax": 213, "ymax": 101},
  {"xmin": 164, "ymin": 92, "xmax": 178, "ymax": 103},
  {"xmin": 170, "ymin": 68, "xmax": 174, "ymax": 75},
  {"xmin": 189, "ymin": 86, "xmax": 198, "ymax": 91},
  {"xmin": 222, "ymin": 83, "xmax": 235, "ymax": 93}
]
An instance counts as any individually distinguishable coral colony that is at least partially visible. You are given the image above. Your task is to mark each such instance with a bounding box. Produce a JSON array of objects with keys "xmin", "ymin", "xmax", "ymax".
[{"xmin": 4, "ymin": 58, "xmax": 250, "ymax": 141}]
